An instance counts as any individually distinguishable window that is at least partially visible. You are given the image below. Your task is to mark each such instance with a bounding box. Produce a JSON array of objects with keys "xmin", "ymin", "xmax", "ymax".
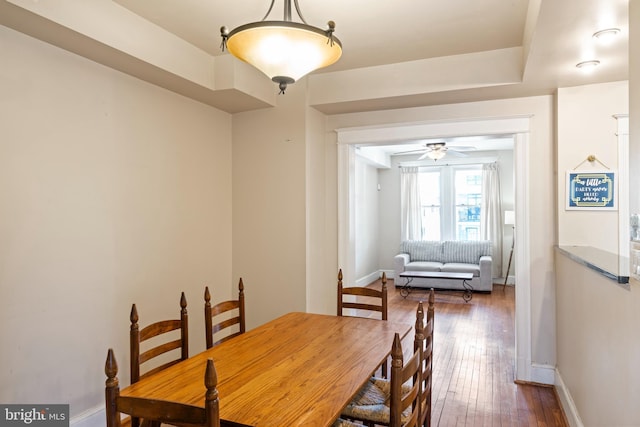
[{"xmin": 418, "ymin": 165, "xmax": 482, "ymax": 241}]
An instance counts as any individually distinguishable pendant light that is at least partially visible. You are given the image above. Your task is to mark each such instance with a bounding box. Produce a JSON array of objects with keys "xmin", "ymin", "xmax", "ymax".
[{"xmin": 220, "ymin": 0, "xmax": 342, "ymax": 93}]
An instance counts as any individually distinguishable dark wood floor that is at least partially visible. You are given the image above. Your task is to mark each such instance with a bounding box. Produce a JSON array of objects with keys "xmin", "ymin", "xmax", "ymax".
[{"xmin": 369, "ymin": 279, "xmax": 568, "ymax": 427}]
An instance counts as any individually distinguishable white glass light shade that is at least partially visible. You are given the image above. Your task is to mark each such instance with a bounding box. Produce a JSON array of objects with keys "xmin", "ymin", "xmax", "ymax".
[
  {"xmin": 427, "ymin": 150, "xmax": 447, "ymax": 161},
  {"xmin": 227, "ymin": 21, "xmax": 342, "ymax": 84}
]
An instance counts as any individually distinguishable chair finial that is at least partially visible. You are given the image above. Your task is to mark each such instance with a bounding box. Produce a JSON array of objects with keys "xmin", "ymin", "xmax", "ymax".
[
  {"xmin": 180, "ymin": 292, "xmax": 187, "ymax": 309},
  {"xmin": 391, "ymin": 333, "xmax": 403, "ymax": 366},
  {"xmin": 105, "ymin": 348, "xmax": 118, "ymax": 384},
  {"xmin": 130, "ymin": 304, "xmax": 138, "ymax": 325},
  {"xmin": 105, "ymin": 349, "xmax": 121, "ymax": 427},
  {"xmin": 428, "ymin": 288, "xmax": 435, "ymax": 317},
  {"xmin": 414, "ymin": 301, "xmax": 425, "ymax": 350},
  {"xmin": 205, "ymin": 358, "xmax": 218, "ymax": 393}
]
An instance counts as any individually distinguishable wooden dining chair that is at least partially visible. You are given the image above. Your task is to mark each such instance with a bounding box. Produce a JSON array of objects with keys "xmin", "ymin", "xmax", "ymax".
[
  {"xmin": 390, "ymin": 333, "xmax": 422, "ymax": 427},
  {"xmin": 340, "ymin": 333, "xmax": 422, "ymax": 427},
  {"xmin": 105, "ymin": 349, "xmax": 220, "ymax": 427},
  {"xmin": 204, "ymin": 278, "xmax": 246, "ymax": 348},
  {"xmin": 341, "ymin": 297, "xmax": 429, "ymax": 426},
  {"xmin": 417, "ymin": 289, "xmax": 435, "ymax": 427},
  {"xmin": 337, "ymin": 268, "xmax": 388, "ymax": 376},
  {"xmin": 129, "ymin": 292, "xmax": 189, "ymax": 427},
  {"xmin": 337, "ymin": 268, "xmax": 388, "ymax": 320}
]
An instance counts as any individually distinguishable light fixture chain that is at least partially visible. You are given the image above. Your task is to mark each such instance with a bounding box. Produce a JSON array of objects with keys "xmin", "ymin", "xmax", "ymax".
[
  {"xmin": 261, "ymin": 0, "xmax": 277, "ymax": 21},
  {"xmin": 293, "ymin": 0, "xmax": 308, "ymax": 24}
]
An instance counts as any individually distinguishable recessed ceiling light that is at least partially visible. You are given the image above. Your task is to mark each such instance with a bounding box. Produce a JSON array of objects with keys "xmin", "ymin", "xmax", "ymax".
[
  {"xmin": 593, "ymin": 28, "xmax": 621, "ymax": 42},
  {"xmin": 576, "ymin": 60, "xmax": 600, "ymax": 72}
]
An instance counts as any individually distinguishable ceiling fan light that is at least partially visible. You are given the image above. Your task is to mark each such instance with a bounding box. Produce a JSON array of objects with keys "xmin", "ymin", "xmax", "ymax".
[{"xmin": 427, "ymin": 150, "xmax": 447, "ymax": 161}]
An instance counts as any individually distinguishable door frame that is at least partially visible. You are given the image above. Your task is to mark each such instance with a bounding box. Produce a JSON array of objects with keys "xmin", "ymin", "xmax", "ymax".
[{"xmin": 335, "ymin": 115, "xmax": 539, "ymax": 383}]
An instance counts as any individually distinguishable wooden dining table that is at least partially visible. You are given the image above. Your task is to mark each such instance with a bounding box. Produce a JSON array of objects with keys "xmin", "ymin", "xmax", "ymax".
[{"xmin": 117, "ymin": 311, "xmax": 412, "ymax": 427}]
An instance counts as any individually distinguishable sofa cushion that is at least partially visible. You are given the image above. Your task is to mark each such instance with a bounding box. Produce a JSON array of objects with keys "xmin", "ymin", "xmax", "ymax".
[
  {"xmin": 441, "ymin": 262, "xmax": 480, "ymax": 277},
  {"xmin": 442, "ymin": 240, "xmax": 491, "ymax": 264},
  {"xmin": 399, "ymin": 240, "xmax": 443, "ymax": 263},
  {"xmin": 406, "ymin": 261, "xmax": 443, "ymax": 272}
]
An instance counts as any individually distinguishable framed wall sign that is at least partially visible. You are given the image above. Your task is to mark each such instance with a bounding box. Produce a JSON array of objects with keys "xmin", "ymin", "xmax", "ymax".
[{"xmin": 566, "ymin": 170, "xmax": 616, "ymax": 210}]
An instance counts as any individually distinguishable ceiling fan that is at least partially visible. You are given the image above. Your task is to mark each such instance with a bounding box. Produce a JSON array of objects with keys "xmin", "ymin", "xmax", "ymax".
[{"xmin": 395, "ymin": 141, "xmax": 476, "ymax": 161}]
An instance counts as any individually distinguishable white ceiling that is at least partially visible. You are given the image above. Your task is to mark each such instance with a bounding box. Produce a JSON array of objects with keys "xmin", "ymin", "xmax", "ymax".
[
  {"xmin": 105, "ymin": 0, "xmax": 628, "ymax": 153},
  {"xmin": 111, "ymin": 0, "xmax": 628, "ymax": 96},
  {"xmin": 113, "ymin": 0, "xmax": 530, "ymax": 71},
  {"xmin": 0, "ymin": 0, "xmax": 628, "ymax": 118}
]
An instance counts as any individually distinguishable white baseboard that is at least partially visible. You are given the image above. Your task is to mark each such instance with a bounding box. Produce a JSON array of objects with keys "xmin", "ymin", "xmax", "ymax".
[
  {"xmin": 530, "ymin": 363, "xmax": 555, "ymax": 385},
  {"xmin": 355, "ymin": 271, "xmax": 380, "ymax": 287},
  {"xmin": 71, "ymin": 405, "xmax": 104, "ymax": 427},
  {"xmin": 355, "ymin": 270, "xmax": 394, "ymax": 287},
  {"xmin": 495, "ymin": 275, "xmax": 515, "ymax": 285},
  {"xmin": 555, "ymin": 369, "xmax": 584, "ymax": 427}
]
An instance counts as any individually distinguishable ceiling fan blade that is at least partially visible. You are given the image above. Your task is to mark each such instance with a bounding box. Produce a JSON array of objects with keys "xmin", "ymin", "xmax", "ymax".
[
  {"xmin": 418, "ymin": 151, "xmax": 431, "ymax": 160},
  {"xmin": 448, "ymin": 145, "xmax": 476, "ymax": 152},
  {"xmin": 447, "ymin": 150, "xmax": 469, "ymax": 157},
  {"xmin": 393, "ymin": 148, "xmax": 427, "ymax": 155}
]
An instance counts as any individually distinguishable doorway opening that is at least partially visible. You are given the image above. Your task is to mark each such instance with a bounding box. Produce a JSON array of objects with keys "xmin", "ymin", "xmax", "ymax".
[{"xmin": 335, "ymin": 116, "xmax": 542, "ymax": 383}]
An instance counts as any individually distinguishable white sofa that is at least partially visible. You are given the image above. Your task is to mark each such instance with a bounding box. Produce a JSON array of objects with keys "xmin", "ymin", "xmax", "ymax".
[{"xmin": 393, "ymin": 240, "xmax": 493, "ymax": 292}]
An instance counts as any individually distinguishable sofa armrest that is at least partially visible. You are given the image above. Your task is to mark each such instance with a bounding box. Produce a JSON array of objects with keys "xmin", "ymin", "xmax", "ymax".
[
  {"xmin": 394, "ymin": 253, "xmax": 410, "ymax": 282},
  {"xmin": 479, "ymin": 255, "xmax": 492, "ymax": 290}
]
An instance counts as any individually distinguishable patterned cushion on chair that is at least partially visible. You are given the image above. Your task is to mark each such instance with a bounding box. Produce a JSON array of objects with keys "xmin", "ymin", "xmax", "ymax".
[
  {"xmin": 332, "ymin": 418, "xmax": 364, "ymax": 427},
  {"xmin": 341, "ymin": 377, "xmax": 412, "ymax": 424}
]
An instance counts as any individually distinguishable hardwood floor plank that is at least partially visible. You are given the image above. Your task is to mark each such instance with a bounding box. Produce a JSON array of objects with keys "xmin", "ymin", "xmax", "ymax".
[{"xmin": 363, "ymin": 280, "xmax": 568, "ymax": 427}]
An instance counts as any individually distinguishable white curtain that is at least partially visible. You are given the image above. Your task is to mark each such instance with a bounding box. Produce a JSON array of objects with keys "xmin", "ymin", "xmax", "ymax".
[
  {"xmin": 480, "ymin": 162, "xmax": 503, "ymax": 278},
  {"xmin": 401, "ymin": 167, "xmax": 423, "ymax": 241}
]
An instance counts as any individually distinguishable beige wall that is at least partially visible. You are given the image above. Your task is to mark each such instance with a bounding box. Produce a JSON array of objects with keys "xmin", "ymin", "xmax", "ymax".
[
  {"xmin": 231, "ymin": 82, "xmax": 342, "ymax": 323},
  {"xmin": 557, "ymin": 81, "xmax": 629, "ymax": 254},
  {"xmin": 354, "ymin": 158, "xmax": 380, "ymax": 280},
  {"xmin": 231, "ymin": 84, "xmax": 308, "ymax": 327},
  {"xmin": 555, "ymin": 253, "xmax": 640, "ymax": 426},
  {"xmin": 304, "ymin": 104, "xmax": 338, "ymax": 315},
  {"xmin": 0, "ymin": 26, "xmax": 233, "ymax": 419}
]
